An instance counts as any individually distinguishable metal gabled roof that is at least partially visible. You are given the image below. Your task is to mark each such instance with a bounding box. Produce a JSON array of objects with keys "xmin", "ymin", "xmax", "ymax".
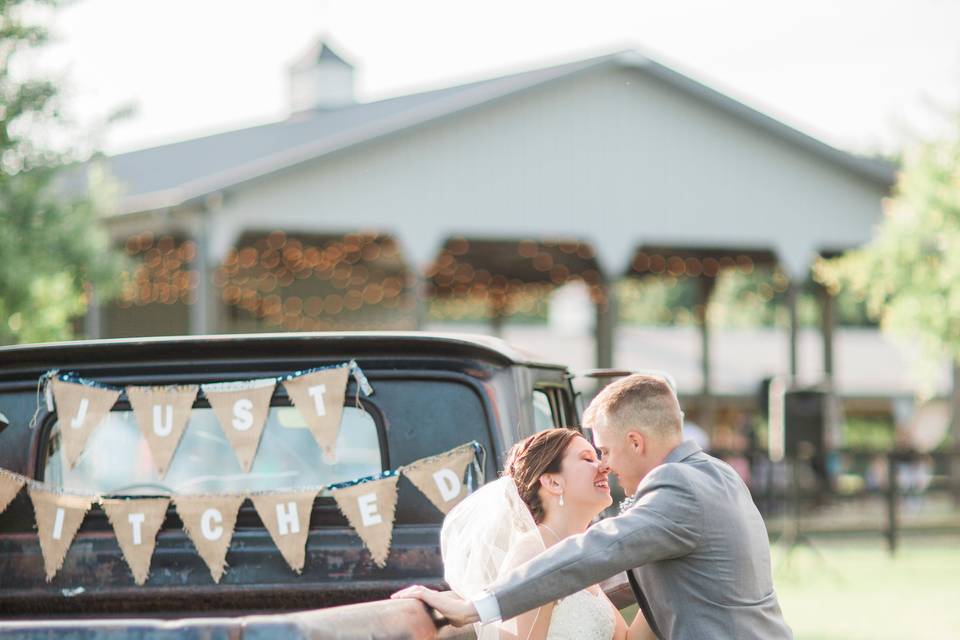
[{"xmin": 66, "ymin": 50, "xmax": 896, "ymax": 217}]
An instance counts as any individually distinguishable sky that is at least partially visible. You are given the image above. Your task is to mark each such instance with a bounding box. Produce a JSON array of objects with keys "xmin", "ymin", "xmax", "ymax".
[{"xmin": 22, "ymin": 0, "xmax": 960, "ymax": 156}]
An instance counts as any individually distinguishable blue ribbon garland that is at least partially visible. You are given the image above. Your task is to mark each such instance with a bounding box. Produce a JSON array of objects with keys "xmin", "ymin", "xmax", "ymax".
[
  {"xmin": 57, "ymin": 371, "xmax": 123, "ymax": 391},
  {"xmin": 326, "ymin": 469, "xmax": 399, "ymax": 492}
]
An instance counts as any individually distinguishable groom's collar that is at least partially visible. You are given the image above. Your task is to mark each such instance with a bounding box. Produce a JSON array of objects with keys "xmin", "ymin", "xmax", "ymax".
[
  {"xmin": 624, "ymin": 441, "xmax": 703, "ymax": 507},
  {"xmin": 664, "ymin": 439, "xmax": 702, "ymax": 464}
]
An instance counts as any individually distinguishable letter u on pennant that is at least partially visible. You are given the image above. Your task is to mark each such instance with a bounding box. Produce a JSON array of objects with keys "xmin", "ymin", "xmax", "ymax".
[{"xmin": 127, "ymin": 385, "xmax": 199, "ymax": 477}]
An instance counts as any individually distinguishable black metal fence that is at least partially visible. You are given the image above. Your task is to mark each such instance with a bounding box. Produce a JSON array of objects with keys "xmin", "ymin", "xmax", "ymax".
[{"xmin": 710, "ymin": 447, "xmax": 960, "ymax": 554}]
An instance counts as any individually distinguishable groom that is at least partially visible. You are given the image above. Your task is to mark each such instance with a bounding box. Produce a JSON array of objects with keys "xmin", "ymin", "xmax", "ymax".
[{"xmin": 394, "ymin": 374, "xmax": 792, "ymax": 639}]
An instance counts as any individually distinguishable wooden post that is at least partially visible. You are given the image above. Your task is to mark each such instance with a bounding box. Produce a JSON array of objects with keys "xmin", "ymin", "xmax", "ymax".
[
  {"xmin": 951, "ymin": 363, "xmax": 960, "ymax": 507},
  {"xmin": 189, "ymin": 215, "xmax": 213, "ymax": 336},
  {"xmin": 786, "ymin": 283, "xmax": 799, "ymax": 378},
  {"xmin": 697, "ymin": 277, "xmax": 717, "ymax": 431},
  {"xmin": 594, "ymin": 281, "xmax": 616, "ymax": 369},
  {"xmin": 83, "ymin": 285, "xmax": 102, "ymax": 340},
  {"xmin": 490, "ymin": 304, "xmax": 505, "ymax": 337},
  {"xmin": 886, "ymin": 451, "xmax": 899, "ymax": 555},
  {"xmin": 413, "ymin": 272, "xmax": 429, "ymax": 330},
  {"xmin": 818, "ymin": 283, "xmax": 835, "ymax": 381}
]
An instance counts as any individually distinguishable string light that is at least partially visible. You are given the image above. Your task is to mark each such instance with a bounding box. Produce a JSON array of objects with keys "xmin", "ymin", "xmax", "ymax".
[{"xmin": 119, "ymin": 233, "xmax": 197, "ymax": 306}]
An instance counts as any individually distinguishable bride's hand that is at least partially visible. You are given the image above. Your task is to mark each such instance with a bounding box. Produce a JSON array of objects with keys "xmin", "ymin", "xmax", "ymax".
[{"xmin": 390, "ymin": 585, "xmax": 479, "ymax": 627}]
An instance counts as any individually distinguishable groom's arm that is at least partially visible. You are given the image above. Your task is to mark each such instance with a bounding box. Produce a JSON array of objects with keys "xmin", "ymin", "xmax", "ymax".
[{"xmin": 481, "ymin": 463, "xmax": 703, "ymax": 622}]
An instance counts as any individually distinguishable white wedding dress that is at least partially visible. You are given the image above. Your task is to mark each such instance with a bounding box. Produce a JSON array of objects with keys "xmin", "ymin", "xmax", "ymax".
[
  {"xmin": 546, "ymin": 589, "xmax": 616, "ymax": 640},
  {"xmin": 441, "ymin": 477, "xmax": 616, "ymax": 640}
]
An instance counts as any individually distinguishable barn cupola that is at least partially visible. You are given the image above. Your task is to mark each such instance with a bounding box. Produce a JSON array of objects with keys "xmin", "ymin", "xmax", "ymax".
[{"xmin": 288, "ymin": 39, "xmax": 355, "ymax": 112}]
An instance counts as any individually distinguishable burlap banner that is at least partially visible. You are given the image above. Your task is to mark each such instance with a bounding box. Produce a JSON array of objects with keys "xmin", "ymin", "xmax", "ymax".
[
  {"xmin": 331, "ymin": 475, "xmax": 399, "ymax": 568},
  {"xmin": 50, "ymin": 378, "xmax": 120, "ymax": 468},
  {"xmin": 102, "ymin": 497, "xmax": 170, "ymax": 585},
  {"xmin": 28, "ymin": 488, "xmax": 93, "ymax": 581},
  {"xmin": 126, "ymin": 385, "xmax": 199, "ymax": 477},
  {"xmin": 401, "ymin": 444, "xmax": 476, "ymax": 515},
  {"xmin": 202, "ymin": 379, "xmax": 276, "ymax": 473},
  {"xmin": 175, "ymin": 495, "xmax": 245, "ymax": 583},
  {"xmin": 250, "ymin": 490, "xmax": 317, "ymax": 573},
  {"xmin": 0, "ymin": 469, "xmax": 25, "ymax": 515},
  {"xmin": 282, "ymin": 366, "xmax": 350, "ymax": 463},
  {"xmin": 0, "ymin": 440, "xmax": 478, "ymax": 584}
]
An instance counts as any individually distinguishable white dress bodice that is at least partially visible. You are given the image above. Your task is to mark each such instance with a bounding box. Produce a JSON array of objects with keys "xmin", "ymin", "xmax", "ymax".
[{"xmin": 545, "ymin": 589, "xmax": 616, "ymax": 640}]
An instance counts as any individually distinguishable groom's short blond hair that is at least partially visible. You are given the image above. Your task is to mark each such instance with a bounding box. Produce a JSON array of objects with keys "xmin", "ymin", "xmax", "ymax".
[{"xmin": 583, "ymin": 374, "xmax": 683, "ymax": 438}]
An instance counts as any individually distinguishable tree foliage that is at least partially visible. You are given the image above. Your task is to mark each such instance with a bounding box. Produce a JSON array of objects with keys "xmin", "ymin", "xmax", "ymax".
[
  {"xmin": 816, "ymin": 123, "xmax": 960, "ymax": 380},
  {"xmin": 0, "ymin": 0, "xmax": 123, "ymax": 344}
]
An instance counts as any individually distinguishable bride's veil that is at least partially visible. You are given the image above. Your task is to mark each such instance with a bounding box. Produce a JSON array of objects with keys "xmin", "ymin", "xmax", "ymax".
[{"xmin": 441, "ymin": 476, "xmax": 545, "ymax": 640}]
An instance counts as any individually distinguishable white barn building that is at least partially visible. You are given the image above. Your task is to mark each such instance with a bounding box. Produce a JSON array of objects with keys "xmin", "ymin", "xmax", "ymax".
[{"xmin": 73, "ymin": 41, "xmax": 935, "ymax": 437}]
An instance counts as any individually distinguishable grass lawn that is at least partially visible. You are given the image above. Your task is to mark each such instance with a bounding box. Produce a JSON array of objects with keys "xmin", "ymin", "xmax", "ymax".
[{"xmin": 771, "ymin": 534, "xmax": 960, "ymax": 639}]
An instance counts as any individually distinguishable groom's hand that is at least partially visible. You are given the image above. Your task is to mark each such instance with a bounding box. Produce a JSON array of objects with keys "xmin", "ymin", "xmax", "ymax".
[{"xmin": 390, "ymin": 585, "xmax": 479, "ymax": 627}]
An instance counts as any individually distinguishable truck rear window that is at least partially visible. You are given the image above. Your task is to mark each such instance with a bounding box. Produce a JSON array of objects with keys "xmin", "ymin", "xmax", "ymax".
[{"xmin": 42, "ymin": 405, "xmax": 381, "ymax": 496}]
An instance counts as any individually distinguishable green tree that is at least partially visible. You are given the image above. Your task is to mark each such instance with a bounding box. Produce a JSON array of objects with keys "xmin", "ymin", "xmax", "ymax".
[
  {"xmin": 0, "ymin": 0, "xmax": 123, "ymax": 344},
  {"xmin": 815, "ymin": 124, "xmax": 960, "ymax": 392}
]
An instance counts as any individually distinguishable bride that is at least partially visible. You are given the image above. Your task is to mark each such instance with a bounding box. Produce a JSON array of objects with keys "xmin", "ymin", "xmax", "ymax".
[{"xmin": 395, "ymin": 428, "xmax": 653, "ymax": 640}]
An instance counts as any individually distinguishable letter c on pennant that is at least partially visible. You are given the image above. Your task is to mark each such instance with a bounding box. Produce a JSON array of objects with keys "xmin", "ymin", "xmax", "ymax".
[{"xmin": 201, "ymin": 508, "xmax": 224, "ymax": 540}]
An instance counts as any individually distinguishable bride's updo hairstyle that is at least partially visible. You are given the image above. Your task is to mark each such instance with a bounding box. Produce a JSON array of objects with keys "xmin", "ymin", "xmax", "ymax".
[{"xmin": 504, "ymin": 428, "xmax": 583, "ymax": 524}]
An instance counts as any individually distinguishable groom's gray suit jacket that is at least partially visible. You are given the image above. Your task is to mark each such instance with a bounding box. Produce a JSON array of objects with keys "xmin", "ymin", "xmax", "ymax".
[{"xmin": 488, "ymin": 441, "xmax": 792, "ymax": 640}]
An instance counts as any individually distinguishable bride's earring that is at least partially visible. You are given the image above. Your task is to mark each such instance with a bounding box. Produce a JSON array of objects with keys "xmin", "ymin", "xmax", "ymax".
[{"xmin": 559, "ymin": 491, "xmax": 564, "ymax": 507}]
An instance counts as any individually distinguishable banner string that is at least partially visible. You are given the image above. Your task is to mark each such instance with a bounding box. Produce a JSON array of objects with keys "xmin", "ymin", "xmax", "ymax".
[
  {"xmin": 0, "ymin": 441, "xmax": 484, "ymax": 582},
  {"xmin": 28, "ymin": 369, "xmax": 58, "ymax": 430},
  {"xmin": 0, "ymin": 442, "xmax": 481, "ymax": 503},
  {"xmin": 39, "ymin": 361, "xmax": 375, "ymax": 404}
]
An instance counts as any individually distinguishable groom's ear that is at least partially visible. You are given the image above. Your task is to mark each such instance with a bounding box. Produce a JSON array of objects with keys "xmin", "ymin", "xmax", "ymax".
[{"xmin": 626, "ymin": 431, "xmax": 645, "ymax": 455}]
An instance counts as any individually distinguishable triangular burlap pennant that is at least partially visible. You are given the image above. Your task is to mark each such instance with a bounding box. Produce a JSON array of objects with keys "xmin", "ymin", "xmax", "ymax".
[
  {"xmin": 175, "ymin": 495, "xmax": 245, "ymax": 583},
  {"xmin": 127, "ymin": 385, "xmax": 199, "ymax": 477},
  {"xmin": 331, "ymin": 476, "xmax": 399, "ymax": 568},
  {"xmin": 250, "ymin": 490, "xmax": 317, "ymax": 573},
  {"xmin": 0, "ymin": 469, "xmax": 26, "ymax": 514},
  {"xmin": 401, "ymin": 444, "xmax": 475, "ymax": 515},
  {"xmin": 101, "ymin": 498, "xmax": 169, "ymax": 585},
  {"xmin": 202, "ymin": 379, "xmax": 276, "ymax": 472},
  {"xmin": 282, "ymin": 366, "xmax": 349, "ymax": 463},
  {"xmin": 51, "ymin": 378, "xmax": 120, "ymax": 468},
  {"xmin": 28, "ymin": 487, "xmax": 93, "ymax": 581}
]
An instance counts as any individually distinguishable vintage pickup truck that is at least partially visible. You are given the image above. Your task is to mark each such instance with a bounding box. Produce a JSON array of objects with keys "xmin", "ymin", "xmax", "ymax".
[{"xmin": 0, "ymin": 332, "xmax": 586, "ymax": 623}]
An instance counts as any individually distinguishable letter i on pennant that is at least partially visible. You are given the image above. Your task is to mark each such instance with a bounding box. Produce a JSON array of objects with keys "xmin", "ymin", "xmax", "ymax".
[{"xmin": 28, "ymin": 488, "xmax": 93, "ymax": 581}]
